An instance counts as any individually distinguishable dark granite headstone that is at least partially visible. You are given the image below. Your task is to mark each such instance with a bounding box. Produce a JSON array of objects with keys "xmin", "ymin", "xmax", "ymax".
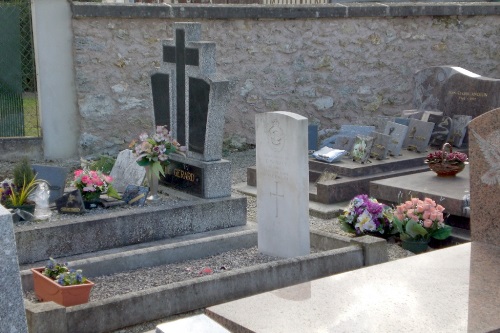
[
  {"xmin": 414, "ymin": 66, "xmax": 500, "ymax": 119},
  {"xmin": 32, "ymin": 165, "xmax": 68, "ymax": 203},
  {"xmin": 427, "ymin": 115, "xmax": 452, "ymax": 148},
  {"xmin": 122, "ymin": 185, "xmax": 148, "ymax": 206},
  {"xmin": 163, "ymin": 160, "xmax": 203, "ymax": 195},
  {"xmin": 55, "ymin": 189, "xmax": 85, "ymax": 214}
]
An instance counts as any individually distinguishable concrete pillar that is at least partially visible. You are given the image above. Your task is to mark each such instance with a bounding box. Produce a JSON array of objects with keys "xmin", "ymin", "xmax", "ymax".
[{"xmin": 31, "ymin": 0, "xmax": 79, "ymax": 159}]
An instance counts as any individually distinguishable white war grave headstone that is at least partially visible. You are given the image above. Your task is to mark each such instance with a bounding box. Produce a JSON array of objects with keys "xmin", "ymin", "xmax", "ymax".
[{"xmin": 256, "ymin": 111, "xmax": 310, "ymax": 258}]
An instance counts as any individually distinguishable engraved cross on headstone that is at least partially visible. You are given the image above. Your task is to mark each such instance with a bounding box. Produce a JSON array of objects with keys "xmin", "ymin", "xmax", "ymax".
[{"xmin": 270, "ymin": 181, "xmax": 284, "ymax": 218}]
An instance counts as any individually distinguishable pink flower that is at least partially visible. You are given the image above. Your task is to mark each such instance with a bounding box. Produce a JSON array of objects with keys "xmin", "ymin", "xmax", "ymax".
[
  {"xmin": 74, "ymin": 170, "xmax": 83, "ymax": 177},
  {"xmin": 405, "ymin": 201, "xmax": 413, "ymax": 209},
  {"xmin": 423, "ymin": 219, "xmax": 433, "ymax": 228},
  {"xmin": 436, "ymin": 205, "xmax": 445, "ymax": 212},
  {"xmin": 396, "ymin": 205, "xmax": 405, "ymax": 214},
  {"xmin": 424, "ymin": 197, "xmax": 436, "ymax": 206},
  {"xmin": 411, "ymin": 215, "xmax": 419, "ymax": 222},
  {"xmin": 430, "ymin": 212, "xmax": 438, "ymax": 221},
  {"xmin": 104, "ymin": 175, "xmax": 113, "ymax": 183},
  {"xmin": 81, "ymin": 175, "xmax": 91, "ymax": 184},
  {"xmin": 416, "ymin": 205, "xmax": 425, "ymax": 213},
  {"xmin": 396, "ymin": 213, "xmax": 405, "ymax": 221},
  {"xmin": 411, "ymin": 198, "xmax": 419, "ymax": 205},
  {"xmin": 423, "ymin": 211, "xmax": 431, "ymax": 220}
]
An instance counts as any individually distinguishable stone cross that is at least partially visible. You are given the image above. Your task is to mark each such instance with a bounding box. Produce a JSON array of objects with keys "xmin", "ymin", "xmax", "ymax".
[
  {"xmin": 152, "ymin": 22, "xmax": 228, "ymax": 162},
  {"xmin": 256, "ymin": 111, "xmax": 310, "ymax": 258}
]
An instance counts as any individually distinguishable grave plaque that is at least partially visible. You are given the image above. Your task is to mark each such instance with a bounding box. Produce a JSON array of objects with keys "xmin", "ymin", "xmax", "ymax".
[
  {"xmin": 414, "ymin": 66, "xmax": 500, "ymax": 119},
  {"xmin": 256, "ymin": 111, "xmax": 309, "ymax": 258},
  {"xmin": 32, "ymin": 164, "xmax": 69, "ymax": 203},
  {"xmin": 109, "ymin": 149, "xmax": 146, "ymax": 193},
  {"xmin": 370, "ymin": 116, "xmax": 396, "ymax": 132},
  {"xmin": 352, "ymin": 135, "xmax": 374, "ymax": 164},
  {"xmin": 0, "ymin": 205, "xmax": 28, "ymax": 332},
  {"xmin": 55, "ymin": 189, "xmax": 85, "ymax": 214},
  {"xmin": 331, "ymin": 135, "xmax": 355, "ymax": 153},
  {"xmin": 370, "ymin": 132, "xmax": 391, "ymax": 160},
  {"xmin": 428, "ymin": 115, "xmax": 452, "ymax": 148},
  {"xmin": 163, "ymin": 160, "xmax": 203, "ymax": 195},
  {"xmin": 402, "ymin": 119, "xmax": 434, "ymax": 153},
  {"xmin": 394, "ymin": 118, "xmax": 410, "ymax": 127},
  {"xmin": 383, "ymin": 121, "xmax": 408, "ymax": 156},
  {"xmin": 122, "ymin": 185, "xmax": 148, "ymax": 206},
  {"xmin": 469, "ymin": 107, "xmax": 500, "ymax": 247},
  {"xmin": 450, "ymin": 115, "xmax": 472, "ymax": 148},
  {"xmin": 321, "ymin": 125, "xmax": 374, "ymax": 148}
]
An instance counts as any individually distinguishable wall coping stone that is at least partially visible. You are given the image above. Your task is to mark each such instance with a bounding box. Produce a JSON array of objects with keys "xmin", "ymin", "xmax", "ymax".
[{"xmin": 71, "ymin": 2, "xmax": 500, "ymax": 19}]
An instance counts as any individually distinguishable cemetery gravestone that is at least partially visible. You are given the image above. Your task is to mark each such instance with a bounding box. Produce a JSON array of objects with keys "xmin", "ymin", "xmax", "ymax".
[
  {"xmin": 32, "ymin": 165, "xmax": 68, "ymax": 203},
  {"xmin": 414, "ymin": 66, "xmax": 500, "ymax": 119},
  {"xmin": 370, "ymin": 132, "xmax": 391, "ymax": 160},
  {"xmin": 152, "ymin": 22, "xmax": 231, "ymax": 199},
  {"xmin": 109, "ymin": 149, "xmax": 146, "ymax": 193},
  {"xmin": 427, "ymin": 115, "xmax": 452, "ymax": 148},
  {"xmin": 256, "ymin": 111, "xmax": 310, "ymax": 258},
  {"xmin": 468, "ymin": 107, "xmax": 500, "ymax": 247},
  {"xmin": 394, "ymin": 118, "xmax": 410, "ymax": 127},
  {"xmin": 450, "ymin": 115, "xmax": 472, "ymax": 148},
  {"xmin": 402, "ymin": 119, "xmax": 434, "ymax": 153},
  {"xmin": 383, "ymin": 121, "xmax": 408, "ymax": 156},
  {"xmin": 55, "ymin": 189, "xmax": 85, "ymax": 214},
  {"xmin": 0, "ymin": 205, "xmax": 28, "ymax": 332},
  {"xmin": 370, "ymin": 116, "xmax": 396, "ymax": 133}
]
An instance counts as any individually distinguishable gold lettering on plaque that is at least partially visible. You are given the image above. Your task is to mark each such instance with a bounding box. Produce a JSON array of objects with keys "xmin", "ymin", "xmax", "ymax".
[{"xmin": 173, "ymin": 169, "xmax": 196, "ymax": 182}]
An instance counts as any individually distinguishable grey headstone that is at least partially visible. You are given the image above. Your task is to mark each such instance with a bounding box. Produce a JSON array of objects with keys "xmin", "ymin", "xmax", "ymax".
[
  {"xmin": 352, "ymin": 135, "xmax": 374, "ymax": 164},
  {"xmin": 0, "ymin": 205, "xmax": 28, "ymax": 332},
  {"xmin": 414, "ymin": 66, "xmax": 500, "ymax": 119},
  {"xmin": 383, "ymin": 121, "xmax": 408, "ymax": 156},
  {"xmin": 428, "ymin": 115, "xmax": 452, "ymax": 148},
  {"xmin": 370, "ymin": 116, "xmax": 396, "ymax": 132},
  {"xmin": 155, "ymin": 22, "xmax": 229, "ymax": 162},
  {"xmin": 370, "ymin": 132, "xmax": 391, "ymax": 160},
  {"xmin": 55, "ymin": 189, "xmax": 85, "ymax": 214},
  {"xmin": 32, "ymin": 165, "xmax": 69, "ymax": 203},
  {"xmin": 256, "ymin": 111, "xmax": 310, "ymax": 258},
  {"xmin": 331, "ymin": 135, "xmax": 355, "ymax": 153},
  {"xmin": 450, "ymin": 115, "xmax": 472, "ymax": 148},
  {"xmin": 403, "ymin": 119, "xmax": 435, "ymax": 153},
  {"xmin": 109, "ymin": 149, "xmax": 146, "ymax": 193},
  {"xmin": 469, "ymin": 107, "xmax": 500, "ymax": 246}
]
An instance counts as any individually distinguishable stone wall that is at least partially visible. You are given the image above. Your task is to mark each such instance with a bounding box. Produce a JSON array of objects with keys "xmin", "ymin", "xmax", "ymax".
[{"xmin": 71, "ymin": 3, "xmax": 500, "ymax": 157}]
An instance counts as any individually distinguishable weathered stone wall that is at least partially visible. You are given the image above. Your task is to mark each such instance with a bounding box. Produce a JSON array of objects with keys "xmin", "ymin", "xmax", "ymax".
[{"xmin": 71, "ymin": 4, "xmax": 500, "ymax": 157}]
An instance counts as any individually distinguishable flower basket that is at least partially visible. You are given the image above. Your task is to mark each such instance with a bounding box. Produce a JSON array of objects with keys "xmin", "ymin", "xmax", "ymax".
[
  {"xmin": 31, "ymin": 268, "xmax": 94, "ymax": 307},
  {"xmin": 425, "ymin": 143, "xmax": 468, "ymax": 177}
]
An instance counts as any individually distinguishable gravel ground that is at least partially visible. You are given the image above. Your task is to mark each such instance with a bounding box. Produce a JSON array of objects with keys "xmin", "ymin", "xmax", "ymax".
[{"xmin": 13, "ymin": 148, "xmax": 414, "ymax": 332}]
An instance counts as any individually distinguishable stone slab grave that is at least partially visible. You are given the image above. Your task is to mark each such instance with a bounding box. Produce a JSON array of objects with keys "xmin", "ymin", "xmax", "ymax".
[
  {"xmin": 151, "ymin": 22, "xmax": 230, "ymax": 199},
  {"xmin": 0, "ymin": 205, "xmax": 28, "ymax": 333},
  {"xmin": 32, "ymin": 164, "xmax": 68, "ymax": 203},
  {"xmin": 108, "ymin": 149, "xmax": 146, "ymax": 193},
  {"xmin": 414, "ymin": 66, "xmax": 500, "ymax": 119},
  {"xmin": 256, "ymin": 111, "xmax": 310, "ymax": 258}
]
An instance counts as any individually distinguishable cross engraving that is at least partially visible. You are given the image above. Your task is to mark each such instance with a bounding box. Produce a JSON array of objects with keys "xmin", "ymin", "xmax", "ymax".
[
  {"xmin": 163, "ymin": 29, "xmax": 200, "ymax": 145},
  {"xmin": 270, "ymin": 181, "xmax": 284, "ymax": 218}
]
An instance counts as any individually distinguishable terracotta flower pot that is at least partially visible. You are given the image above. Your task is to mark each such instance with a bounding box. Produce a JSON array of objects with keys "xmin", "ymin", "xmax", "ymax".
[{"xmin": 31, "ymin": 268, "xmax": 94, "ymax": 307}]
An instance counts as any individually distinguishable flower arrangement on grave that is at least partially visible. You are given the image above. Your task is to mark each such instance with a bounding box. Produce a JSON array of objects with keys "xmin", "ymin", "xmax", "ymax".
[
  {"xmin": 129, "ymin": 125, "xmax": 184, "ymax": 178},
  {"xmin": 425, "ymin": 142, "xmax": 468, "ymax": 177},
  {"xmin": 42, "ymin": 257, "xmax": 88, "ymax": 286},
  {"xmin": 339, "ymin": 194, "xmax": 394, "ymax": 236},
  {"xmin": 31, "ymin": 257, "xmax": 94, "ymax": 307},
  {"xmin": 72, "ymin": 168, "xmax": 118, "ymax": 202},
  {"xmin": 392, "ymin": 197, "xmax": 452, "ymax": 243}
]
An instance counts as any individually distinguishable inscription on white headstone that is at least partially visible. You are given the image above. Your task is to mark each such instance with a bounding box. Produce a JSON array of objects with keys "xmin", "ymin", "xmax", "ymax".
[{"xmin": 256, "ymin": 111, "xmax": 310, "ymax": 258}]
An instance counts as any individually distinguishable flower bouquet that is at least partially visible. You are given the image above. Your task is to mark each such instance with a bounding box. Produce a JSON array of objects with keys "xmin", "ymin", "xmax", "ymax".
[
  {"xmin": 393, "ymin": 197, "xmax": 452, "ymax": 251},
  {"xmin": 425, "ymin": 143, "xmax": 468, "ymax": 177},
  {"xmin": 72, "ymin": 168, "xmax": 118, "ymax": 204},
  {"xmin": 339, "ymin": 194, "xmax": 394, "ymax": 236}
]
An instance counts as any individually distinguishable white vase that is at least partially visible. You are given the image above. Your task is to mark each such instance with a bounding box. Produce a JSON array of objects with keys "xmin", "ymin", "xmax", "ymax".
[{"xmin": 146, "ymin": 166, "xmax": 160, "ymax": 201}]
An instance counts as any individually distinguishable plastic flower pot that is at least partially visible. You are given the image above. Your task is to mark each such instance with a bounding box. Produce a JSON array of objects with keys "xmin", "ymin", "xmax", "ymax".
[
  {"xmin": 31, "ymin": 268, "xmax": 94, "ymax": 307},
  {"xmin": 401, "ymin": 238, "xmax": 430, "ymax": 254}
]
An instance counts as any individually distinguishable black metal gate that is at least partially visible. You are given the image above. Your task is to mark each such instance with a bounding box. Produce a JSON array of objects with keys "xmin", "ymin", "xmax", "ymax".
[{"xmin": 0, "ymin": 0, "xmax": 39, "ymax": 137}]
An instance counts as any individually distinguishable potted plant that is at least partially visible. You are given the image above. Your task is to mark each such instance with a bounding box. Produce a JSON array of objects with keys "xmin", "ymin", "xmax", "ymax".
[
  {"xmin": 3, "ymin": 158, "xmax": 44, "ymax": 220},
  {"xmin": 31, "ymin": 258, "xmax": 94, "ymax": 307},
  {"xmin": 339, "ymin": 194, "xmax": 395, "ymax": 237},
  {"xmin": 129, "ymin": 125, "xmax": 185, "ymax": 201},
  {"xmin": 393, "ymin": 197, "xmax": 452, "ymax": 253},
  {"xmin": 425, "ymin": 143, "xmax": 468, "ymax": 177},
  {"xmin": 72, "ymin": 168, "xmax": 118, "ymax": 209}
]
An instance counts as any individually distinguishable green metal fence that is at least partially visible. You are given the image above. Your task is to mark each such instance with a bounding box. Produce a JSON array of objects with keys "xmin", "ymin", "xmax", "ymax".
[{"xmin": 0, "ymin": 0, "xmax": 40, "ymax": 137}]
